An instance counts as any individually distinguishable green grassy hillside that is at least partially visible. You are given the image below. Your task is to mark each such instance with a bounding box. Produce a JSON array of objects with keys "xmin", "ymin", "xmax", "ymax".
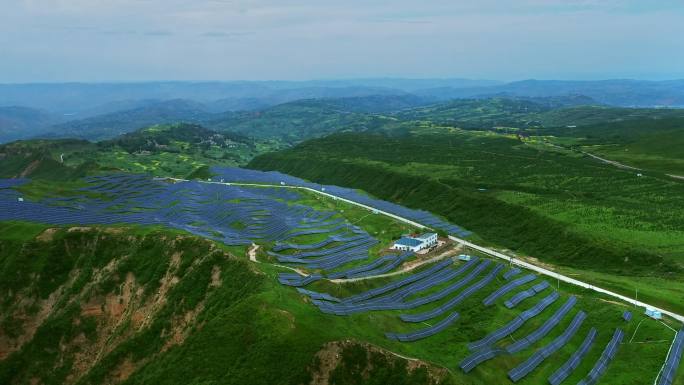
[
  {"xmin": 207, "ymin": 100, "xmax": 402, "ymax": 143},
  {"xmin": 0, "ymin": 124, "xmax": 282, "ymax": 180},
  {"xmin": 541, "ymin": 117, "xmax": 684, "ymax": 175},
  {"xmin": 248, "ymin": 130, "xmax": 684, "ymax": 314},
  {"xmin": 0, "ymin": 215, "xmax": 680, "ymax": 385},
  {"xmin": 0, "ymin": 223, "xmax": 453, "ymax": 385}
]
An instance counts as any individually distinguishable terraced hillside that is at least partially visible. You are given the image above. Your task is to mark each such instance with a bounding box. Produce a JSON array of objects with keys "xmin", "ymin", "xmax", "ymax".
[{"xmin": 1, "ymin": 170, "xmax": 682, "ymax": 384}]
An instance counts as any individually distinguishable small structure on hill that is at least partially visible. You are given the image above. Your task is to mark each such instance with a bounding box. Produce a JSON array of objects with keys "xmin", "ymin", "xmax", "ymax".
[
  {"xmin": 645, "ymin": 308, "xmax": 662, "ymax": 320},
  {"xmin": 391, "ymin": 232, "xmax": 438, "ymax": 252}
]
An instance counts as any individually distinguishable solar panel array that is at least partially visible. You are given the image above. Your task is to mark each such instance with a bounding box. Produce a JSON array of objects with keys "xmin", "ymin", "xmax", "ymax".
[
  {"xmin": 1, "ymin": 174, "xmax": 648, "ymax": 385},
  {"xmin": 460, "ymin": 347, "xmax": 508, "ymax": 373},
  {"xmin": 482, "ymin": 274, "xmax": 536, "ymax": 306},
  {"xmin": 278, "ymin": 273, "xmax": 323, "ymax": 287},
  {"xmin": 577, "ymin": 328, "xmax": 625, "ymax": 385},
  {"xmin": 312, "ymin": 259, "xmax": 483, "ymax": 315},
  {"xmin": 503, "ymin": 268, "xmax": 521, "ymax": 280},
  {"xmin": 505, "ymin": 296, "xmax": 577, "ymax": 354},
  {"xmin": 2, "ymin": 175, "xmax": 414, "ymax": 286},
  {"xmin": 461, "ymin": 296, "xmax": 577, "ymax": 373},
  {"xmin": 657, "ymin": 328, "xmax": 684, "ymax": 385},
  {"xmin": 1, "ymin": 174, "xmax": 354, "ymax": 247},
  {"xmin": 505, "ymin": 280, "xmax": 551, "ymax": 308},
  {"xmin": 330, "ymin": 258, "xmax": 455, "ymax": 304},
  {"xmin": 548, "ymin": 328, "xmax": 598, "ymax": 385},
  {"xmin": 210, "ymin": 167, "xmax": 472, "ymax": 237},
  {"xmin": 386, "ymin": 311, "xmax": 461, "ymax": 342},
  {"xmin": 508, "ymin": 311, "xmax": 587, "ymax": 382},
  {"xmin": 468, "ymin": 291, "xmax": 560, "ymax": 351},
  {"xmin": 622, "ymin": 311, "xmax": 632, "ymax": 322},
  {"xmin": 399, "ymin": 264, "xmax": 504, "ymax": 323}
]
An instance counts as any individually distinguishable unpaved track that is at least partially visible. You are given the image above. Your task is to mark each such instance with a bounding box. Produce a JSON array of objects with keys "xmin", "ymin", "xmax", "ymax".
[
  {"xmin": 248, "ymin": 243, "xmax": 259, "ymax": 262},
  {"xmin": 582, "ymin": 151, "xmax": 642, "ymax": 170},
  {"xmin": 329, "ymin": 245, "xmax": 462, "ymax": 283}
]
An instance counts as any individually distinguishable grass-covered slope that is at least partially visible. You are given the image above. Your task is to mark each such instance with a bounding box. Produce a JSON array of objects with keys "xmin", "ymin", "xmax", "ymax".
[
  {"xmin": 207, "ymin": 99, "xmax": 401, "ymax": 143},
  {"xmin": 0, "ymin": 123, "xmax": 281, "ymax": 180},
  {"xmin": 0, "ymin": 223, "xmax": 451, "ymax": 385},
  {"xmin": 542, "ymin": 117, "xmax": 684, "ymax": 175},
  {"xmin": 248, "ymin": 131, "xmax": 684, "ymax": 313}
]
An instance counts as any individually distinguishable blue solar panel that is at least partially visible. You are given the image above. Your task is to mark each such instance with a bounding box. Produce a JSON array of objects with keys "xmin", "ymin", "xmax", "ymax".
[
  {"xmin": 622, "ymin": 311, "xmax": 632, "ymax": 322},
  {"xmin": 508, "ymin": 311, "xmax": 587, "ymax": 382},
  {"xmin": 483, "ymin": 274, "xmax": 536, "ymax": 306},
  {"xmin": 468, "ymin": 291, "xmax": 560, "ymax": 351},
  {"xmin": 210, "ymin": 166, "xmax": 472, "ymax": 237},
  {"xmin": 577, "ymin": 328, "xmax": 624, "ymax": 385},
  {"xmin": 0, "ymin": 175, "xmax": 388, "ymax": 279},
  {"xmin": 656, "ymin": 328, "xmax": 684, "ymax": 385},
  {"xmin": 505, "ymin": 296, "xmax": 577, "ymax": 354},
  {"xmin": 548, "ymin": 328, "xmax": 597, "ymax": 385},
  {"xmin": 460, "ymin": 296, "xmax": 577, "ymax": 373},
  {"xmin": 386, "ymin": 311, "xmax": 460, "ymax": 342},
  {"xmin": 503, "ymin": 268, "xmax": 521, "ymax": 280},
  {"xmin": 400, "ymin": 263, "xmax": 504, "ymax": 323},
  {"xmin": 505, "ymin": 280, "xmax": 550, "ymax": 308},
  {"xmin": 313, "ymin": 260, "xmax": 482, "ymax": 316}
]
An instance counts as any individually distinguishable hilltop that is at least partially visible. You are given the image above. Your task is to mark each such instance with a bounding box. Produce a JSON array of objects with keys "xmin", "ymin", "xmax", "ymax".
[{"xmin": 0, "ymin": 123, "xmax": 272, "ymax": 180}]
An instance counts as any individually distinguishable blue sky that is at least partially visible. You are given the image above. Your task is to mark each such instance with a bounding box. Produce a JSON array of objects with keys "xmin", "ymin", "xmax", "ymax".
[{"xmin": 1, "ymin": 0, "xmax": 683, "ymax": 82}]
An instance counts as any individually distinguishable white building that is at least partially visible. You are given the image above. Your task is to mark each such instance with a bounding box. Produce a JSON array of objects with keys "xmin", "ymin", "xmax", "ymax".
[{"xmin": 391, "ymin": 232, "xmax": 438, "ymax": 252}]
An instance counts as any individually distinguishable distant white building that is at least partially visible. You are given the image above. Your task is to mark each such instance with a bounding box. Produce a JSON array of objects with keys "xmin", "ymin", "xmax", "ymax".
[
  {"xmin": 392, "ymin": 233, "xmax": 438, "ymax": 252},
  {"xmin": 645, "ymin": 308, "xmax": 662, "ymax": 320}
]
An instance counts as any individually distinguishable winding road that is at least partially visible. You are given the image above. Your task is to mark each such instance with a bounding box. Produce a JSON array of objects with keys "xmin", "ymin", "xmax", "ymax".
[{"xmin": 167, "ymin": 177, "xmax": 684, "ymax": 323}]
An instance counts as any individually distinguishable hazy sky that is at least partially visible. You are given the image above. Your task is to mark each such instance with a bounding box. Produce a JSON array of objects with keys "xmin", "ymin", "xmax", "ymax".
[{"xmin": 2, "ymin": 0, "xmax": 684, "ymax": 82}]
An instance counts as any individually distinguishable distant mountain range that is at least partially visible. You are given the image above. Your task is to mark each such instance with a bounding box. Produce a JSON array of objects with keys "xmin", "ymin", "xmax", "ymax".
[
  {"xmin": 1, "ymin": 79, "xmax": 682, "ymax": 115},
  {"xmin": 1, "ymin": 78, "xmax": 683, "ymax": 144}
]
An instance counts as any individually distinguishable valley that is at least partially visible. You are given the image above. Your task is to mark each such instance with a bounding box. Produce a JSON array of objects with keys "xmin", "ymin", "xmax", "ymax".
[{"xmin": 2, "ymin": 87, "xmax": 684, "ymax": 385}]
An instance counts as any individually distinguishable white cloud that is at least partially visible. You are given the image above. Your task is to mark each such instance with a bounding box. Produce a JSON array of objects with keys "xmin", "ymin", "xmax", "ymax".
[{"xmin": 0, "ymin": 1, "xmax": 682, "ymax": 81}]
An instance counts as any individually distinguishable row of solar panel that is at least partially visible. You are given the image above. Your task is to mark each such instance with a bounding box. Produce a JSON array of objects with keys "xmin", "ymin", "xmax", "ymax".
[
  {"xmin": 508, "ymin": 311, "xmax": 587, "ymax": 382},
  {"xmin": 577, "ymin": 328, "xmax": 624, "ymax": 385},
  {"xmin": 400, "ymin": 264, "xmax": 505, "ymax": 323},
  {"xmin": 503, "ymin": 268, "xmax": 521, "ymax": 280},
  {"xmin": 386, "ymin": 311, "xmax": 461, "ymax": 342},
  {"xmin": 210, "ymin": 166, "xmax": 472, "ymax": 237},
  {"xmin": 468, "ymin": 291, "xmax": 560, "ymax": 351},
  {"xmin": 657, "ymin": 328, "xmax": 684, "ymax": 385},
  {"xmin": 483, "ymin": 274, "xmax": 536, "ymax": 306},
  {"xmin": 313, "ymin": 259, "xmax": 486, "ymax": 315},
  {"xmin": 548, "ymin": 328, "xmax": 598, "ymax": 385},
  {"xmin": 505, "ymin": 280, "xmax": 551, "ymax": 308},
  {"xmin": 1, "ymin": 176, "xmax": 380, "ymax": 265},
  {"xmin": 506, "ymin": 296, "xmax": 577, "ymax": 354},
  {"xmin": 460, "ymin": 296, "xmax": 577, "ymax": 373}
]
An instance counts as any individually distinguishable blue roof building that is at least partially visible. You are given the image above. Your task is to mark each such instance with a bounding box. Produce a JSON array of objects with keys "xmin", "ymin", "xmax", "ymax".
[
  {"xmin": 395, "ymin": 237, "xmax": 422, "ymax": 247},
  {"xmin": 392, "ymin": 233, "xmax": 439, "ymax": 252}
]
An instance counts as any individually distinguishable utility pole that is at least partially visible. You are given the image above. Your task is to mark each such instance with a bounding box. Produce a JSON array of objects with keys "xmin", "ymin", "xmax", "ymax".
[{"xmin": 635, "ymin": 287, "xmax": 638, "ymax": 307}]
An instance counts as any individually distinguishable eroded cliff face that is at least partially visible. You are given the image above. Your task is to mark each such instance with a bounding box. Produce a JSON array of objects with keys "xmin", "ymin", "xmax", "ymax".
[{"xmin": 0, "ymin": 226, "xmax": 259, "ymax": 385}]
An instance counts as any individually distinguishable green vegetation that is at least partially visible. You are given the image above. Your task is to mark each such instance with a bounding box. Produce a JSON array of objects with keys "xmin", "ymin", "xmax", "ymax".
[
  {"xmin": 393, "ymin": 98, "xmax": 684, "ymax": 131},
  {"xmin": 0, "ymin": 123, "xmax": 284, "ymax": 180},
  {"xmin": 249, "ymin": 130, "xmax": 684, "ymax": 313},
  {"xmin": 208, "ymin": 99, "xmax": 403, "ymax": 143},
  {"xmin": 540, "ymin": 117, "xmax": 684, "ymax": 175},
  {"xmin": 0, "ymin": 222, "xmax": 681, "ymax": 385}
]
